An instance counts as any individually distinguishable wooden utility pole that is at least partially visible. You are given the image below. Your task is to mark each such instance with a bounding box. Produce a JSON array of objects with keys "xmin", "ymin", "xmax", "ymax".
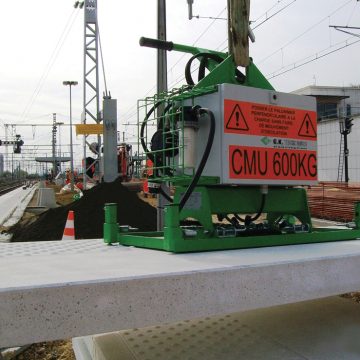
[{"xmin": 228, "ymin": 0, "xmax": 250, "ymax": 67}]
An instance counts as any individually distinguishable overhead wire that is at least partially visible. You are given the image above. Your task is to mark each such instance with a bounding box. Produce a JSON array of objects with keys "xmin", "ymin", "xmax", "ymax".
[
  {"xmin": 267, "ymin": 36, "xmax": 360, "ymax": 79},
  {"xmin": 167, "ymin": 9, "xmax": 227, "ymax": 86},
  {"xmin": 258, "ymin": 0, "xmax": 354, "ymax": 64},
  {"xmin": 123, "ymin": 0, "xmax": 351, "ymax": 131},
  {"xmin": 168, "ymin": 0, "xmax": 299, "ymax": 88},
  {"xmin": 251, "ymin": 0, "xmax": 291, "ymax": 24},
  {"xmin": 121, "ymin": 6, "xmax": 227, "ymax": 125},
  {"xmin": 121, "ymin": 85, "xmax": 157, "ymax": 120},
  {"xmin": 265, "ymin": 0, "xmax": 360, "ymax": 79},
  {"xmin": 252, "ymin": 0, "xmax": 297, "ymax": 31},
  {"xmin": 167, "ymin": 0, "xmax": 299, "ymax": 89},
  {"xmin": 98, "ymin": 27, "xmax": 108, "ymax": 96},
  {"xmin": 123, "ymin": 0, "xmax": 295, "ymax": 124},
  {"xmin": 168, "ymin": 7, "xmax": 227, "ymax": 75},
  {"xmin": 346, "ymin": 1, "xmax": 358, "ymax": 26},
  {"xmin": 19, "ymin": 8, "xmax": 80, "ymax": 124}
]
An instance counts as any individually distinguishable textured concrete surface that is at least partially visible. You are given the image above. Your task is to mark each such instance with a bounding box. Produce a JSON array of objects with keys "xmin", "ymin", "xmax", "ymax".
[
  {"xmin": 73, "ymin": 296, "xmax": 360, "ymax": 360},
  {"xmin": 36, "ymin": 187, "xmax": 57, "ymax": 208},
  {"xmin": 1, "ymin": 239, "xmax": 360, "ymax": 347}
]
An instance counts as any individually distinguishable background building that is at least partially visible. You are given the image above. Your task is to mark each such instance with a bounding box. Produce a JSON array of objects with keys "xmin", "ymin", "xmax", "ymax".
[{"xmin": 293, "ymin": 86, "xmax": 360, "ymax": 182}]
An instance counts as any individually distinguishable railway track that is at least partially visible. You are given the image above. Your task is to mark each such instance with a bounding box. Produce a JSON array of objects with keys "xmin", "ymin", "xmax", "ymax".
[{"xmin": 0, "ymin": 181, "xmax": 24, "ymax": 196}]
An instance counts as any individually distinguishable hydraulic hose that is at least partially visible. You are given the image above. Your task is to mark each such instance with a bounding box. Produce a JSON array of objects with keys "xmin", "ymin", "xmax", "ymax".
[
  {"xmin": 139, "ymin": 101, "xmax": 215, "ymax": 212},
  {"xmin": 225, "ymin": 215, "xmax": 239, "ymax": 226},
  {"xmin": 234, "ymin": 193, "xmax": 266, "ymax": 223},
  {"xmin": 140, "ymin": 102, "xmax": 160, "ymax": 164},
  {"xmin": 179, "ymin": 108, "xmax": 215, "ymax": 211},
  {"xmin": 185, "ymin": 52, "xmax": 246, "ymax": 86},
  {"xmin": 185, "ymin": 53, "xmax": 224, "ymax": 85},
  {"xmin": 140, "ymin": 102, "xmax": 173, "ymax": 163},
  {"xmin": 234, "ymin": 213, "xmax": 245, "ymax": 223},
  {"xmin": 249, "ymin": 193, "xmax": 266, "ymax": 221},
  {"xmin": 140, "ymin": 101, "xmax": 175, "ymax": 200}
]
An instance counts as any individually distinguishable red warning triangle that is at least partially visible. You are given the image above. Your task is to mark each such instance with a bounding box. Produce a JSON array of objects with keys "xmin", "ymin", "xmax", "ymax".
[
  {"xmin": 298, "ymin": 113, "xmax": 316, "ymax": 138},
  {"xmin": 226, "ymin": 104, "xmax": 249, "ymax": 131}
]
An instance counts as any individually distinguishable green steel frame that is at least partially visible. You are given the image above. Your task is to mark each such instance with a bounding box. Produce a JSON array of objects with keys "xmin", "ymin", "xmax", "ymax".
[
  {"xmin": 104, "ymin": 40, "xmax": 360, "ymax": 252},
  {"xmin": 104, "ymin": 198, "xmax": 360, "ymax": 253}
]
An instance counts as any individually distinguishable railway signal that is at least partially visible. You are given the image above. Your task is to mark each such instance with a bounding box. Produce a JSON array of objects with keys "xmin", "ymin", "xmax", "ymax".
[
  {"xmin": 0, "ymin": 135, "xmax": 24, "ymax": 153},
  {"xmin": 344, "ymin": 117, "xmax": 353, "ymax": 133}
]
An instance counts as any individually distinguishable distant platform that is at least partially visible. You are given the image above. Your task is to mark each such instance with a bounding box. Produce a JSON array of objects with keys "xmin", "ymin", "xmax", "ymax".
[{"xmin": 35, "ymin": 157, "xmax": 71, "ymax": 163}]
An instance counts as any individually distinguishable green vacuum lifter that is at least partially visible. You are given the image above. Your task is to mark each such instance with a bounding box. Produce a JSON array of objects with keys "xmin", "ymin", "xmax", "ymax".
[{"xmin": 104, "ymin": 37, "xmax": 360, "ymax": 253}]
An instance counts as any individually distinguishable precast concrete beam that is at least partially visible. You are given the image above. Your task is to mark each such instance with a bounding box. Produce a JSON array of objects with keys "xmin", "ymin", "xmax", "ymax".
[{"xmin": 1, "ymin": 239, "xmax": 360, "ymax": 347}]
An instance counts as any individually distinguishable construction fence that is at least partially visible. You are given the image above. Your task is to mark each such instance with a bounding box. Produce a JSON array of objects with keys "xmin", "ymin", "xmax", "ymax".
[{"xmin": 306, "ymin": 182, "xmax": 360, "ymax": 222}]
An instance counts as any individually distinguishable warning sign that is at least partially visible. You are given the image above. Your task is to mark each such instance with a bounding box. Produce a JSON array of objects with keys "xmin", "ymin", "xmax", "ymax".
[
  {"xmin": 224, "ymin": 100, "xmax": 317, "ymax": 141},
  {"xmin": 298, "ymin": 113, "xmax": 316, "ymax": 138},
  {"xmin": 229, "ymin": 145, "xmax": 317, "ymax": 181},
  {"xmin": 226, "ymin": 104, "xmax": 249, "ymax": 131}
]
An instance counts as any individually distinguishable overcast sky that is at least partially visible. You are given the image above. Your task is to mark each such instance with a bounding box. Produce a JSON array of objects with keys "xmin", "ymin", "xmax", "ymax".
[{"xmin": 0, "ymin": 0, "xmax": 359, "ymax": 172}]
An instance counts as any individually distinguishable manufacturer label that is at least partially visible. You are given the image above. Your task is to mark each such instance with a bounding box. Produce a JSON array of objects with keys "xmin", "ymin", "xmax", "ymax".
[
  {"xmin": 229, "ymin": 145, "xmax": 317, "ymax": 181},
  {"xmin": 224, "ymin": 99, "xmax": 317, "ymax": 141}
]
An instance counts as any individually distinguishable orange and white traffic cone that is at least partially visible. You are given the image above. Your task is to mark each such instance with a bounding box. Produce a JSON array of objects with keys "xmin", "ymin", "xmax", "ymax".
[{"xmin": 62, "ymin": 210, "xmax": 75, "ymax": 240}]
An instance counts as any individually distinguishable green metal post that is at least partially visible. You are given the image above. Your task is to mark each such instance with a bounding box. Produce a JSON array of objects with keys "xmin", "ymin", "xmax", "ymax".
[
  {"xmin": 104, "ymin": 203, "xmax": 119, "ymax": 244},
  {"xmin": 163, "ymin": 204, "xmax": 183, "ymax": 251},
  {"xmin": 355, "ymin": 202, "xmax": 360, "ymax": 229}
]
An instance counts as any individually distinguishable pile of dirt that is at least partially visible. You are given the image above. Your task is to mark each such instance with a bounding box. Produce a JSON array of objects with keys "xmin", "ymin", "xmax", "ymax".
[{"xmin": 10, "ymin": 178, "xmax": 157, "ymax": 242}]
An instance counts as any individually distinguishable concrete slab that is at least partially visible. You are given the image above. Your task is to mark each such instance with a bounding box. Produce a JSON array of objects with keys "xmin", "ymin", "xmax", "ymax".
[
  {"xmin": 1, "ymin": 239, "xmax": 360, "ymax": 347},
  {"xmin": 25, "ymin": 206, "xmax": 48, "ymax": 215},
  {"xmin": 73, "ymin": 296, "xmax": 360, "ymax": 360},
  {"xmin": 36, "ymin": 188, "xmax": 57, "ymax": 208}
]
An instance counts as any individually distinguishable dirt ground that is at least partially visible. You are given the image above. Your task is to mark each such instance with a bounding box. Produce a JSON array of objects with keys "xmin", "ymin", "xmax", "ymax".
[
  {"xmin": 11, "ymin": 341, "xmax": 75, "ymax": 360},
  {"xmin": 9, "ymin": 180, "xmax": 156, "ymax": 242}
]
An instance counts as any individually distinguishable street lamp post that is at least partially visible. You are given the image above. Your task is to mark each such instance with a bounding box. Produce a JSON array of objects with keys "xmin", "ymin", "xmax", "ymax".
[
  {"xmin": 63, "ymin": 81, "xmax": 78, "ymax": 191},
  {"xmin": 55, "ymin": 122, "xmax": 64, "ymax": 177}
]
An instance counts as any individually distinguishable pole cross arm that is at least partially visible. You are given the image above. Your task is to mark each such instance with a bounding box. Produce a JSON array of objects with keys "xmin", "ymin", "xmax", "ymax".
[{"xmin": 0, "ymin": 139, "xmax": 24, "ymax": 146}]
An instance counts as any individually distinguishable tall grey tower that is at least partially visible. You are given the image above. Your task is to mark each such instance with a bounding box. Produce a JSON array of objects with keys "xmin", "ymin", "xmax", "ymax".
[{"xmin": 82, "ymin": 0, "xmax": 100, "ymax": 186}]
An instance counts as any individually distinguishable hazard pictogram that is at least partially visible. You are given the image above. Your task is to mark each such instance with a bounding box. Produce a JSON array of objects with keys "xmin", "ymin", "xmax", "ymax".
[
  {"xmin": 226, "ymin": 104, "xmax": 249, "ymax": 131},
  {"xmin": 298, "ymin": 113, "xmax": 316, "ymax": 138}
]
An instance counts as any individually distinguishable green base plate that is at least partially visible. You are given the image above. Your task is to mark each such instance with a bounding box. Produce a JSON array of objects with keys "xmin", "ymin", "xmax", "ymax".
[{"xmin": 116, "ymin": 228, "xmax": 360, "ymax": 253}]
